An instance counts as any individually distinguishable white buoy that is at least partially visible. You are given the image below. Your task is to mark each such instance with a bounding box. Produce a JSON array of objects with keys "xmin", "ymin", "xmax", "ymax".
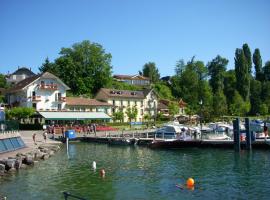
[{"xmin": 92, "ymin": 161, "xmax": 96, "ymax": 170}]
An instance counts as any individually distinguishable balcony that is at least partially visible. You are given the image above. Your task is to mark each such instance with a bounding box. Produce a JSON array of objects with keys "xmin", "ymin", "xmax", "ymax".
[
  {"xmin": 31, "ymin": 96, "xmax": 42, "ymax": 101},
  {"xmin": 55, "ymin": 97, "xmax": 66, "ymax": 102},
  {"xmin": 38, "ymin": 84, "xmax": 58, "ymax": 90}
]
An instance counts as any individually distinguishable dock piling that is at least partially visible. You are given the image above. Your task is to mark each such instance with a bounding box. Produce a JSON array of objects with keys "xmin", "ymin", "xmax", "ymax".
[
  {"xmin": 245, "ymin": 118, "xmax": 252, "ymax": 150},
  {"xmin": 233, "ymin": 118, "xmax": 240, "ymax": 151}
]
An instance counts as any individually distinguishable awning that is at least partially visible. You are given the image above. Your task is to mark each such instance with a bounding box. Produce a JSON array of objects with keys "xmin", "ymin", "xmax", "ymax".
[{"xmin": 38, "ymin": 111, "xmax": 111, "ymax": 120}]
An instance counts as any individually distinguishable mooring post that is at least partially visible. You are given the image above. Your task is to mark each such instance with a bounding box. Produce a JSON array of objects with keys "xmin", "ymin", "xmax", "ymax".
[
  {"xmin": 233, "ymin": 118, "xmax": 240, "ymax": 151},
  {"xmin": 245, "ymin": 118, "xmax": 252, "ymax": 150}
]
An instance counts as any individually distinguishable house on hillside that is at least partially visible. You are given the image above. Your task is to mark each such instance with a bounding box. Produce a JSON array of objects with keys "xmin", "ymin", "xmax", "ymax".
[
  {"xmin": 158, "ymin": 98, "xmax": 187, "ymax": 117},
  {"xmin": 6, "ymin": 67, "xmax": 36, "ymax": 85},
  {"xmin": 95, "ymin": 88, "xmax": 158, "ymax": 122},
  {"xmin": 113, "ymin": 74, "xmax": 150, "ymax": 86},
  {"xmin": 6, "ymin": 72, "xmax": 69, "ymax": 111}
]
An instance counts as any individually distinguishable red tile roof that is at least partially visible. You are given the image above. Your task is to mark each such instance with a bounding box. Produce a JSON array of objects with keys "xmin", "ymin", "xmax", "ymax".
[
  {"xmin": 66, "ymin": 97, "xmax": 112, "ymax": 106},
  {"xmin": 96, "ymin": 88, "xmax": 149, "ymax": 99}
]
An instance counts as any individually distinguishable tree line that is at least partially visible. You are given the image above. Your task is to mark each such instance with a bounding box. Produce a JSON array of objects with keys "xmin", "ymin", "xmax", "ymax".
[{"xmin": 1, "ymin": 40, "xmax": 269, "ymax": 121}]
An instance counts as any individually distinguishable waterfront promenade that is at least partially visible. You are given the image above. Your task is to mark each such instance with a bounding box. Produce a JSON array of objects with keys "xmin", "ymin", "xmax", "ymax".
[{"xmin": 0, "ymin": 131, "xmax": 61, "ymax": 160}]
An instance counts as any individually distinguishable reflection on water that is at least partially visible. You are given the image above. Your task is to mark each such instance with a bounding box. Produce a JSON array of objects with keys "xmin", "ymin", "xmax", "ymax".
[{"xmin": 1, "ymin": 143, "xmax": 270, "ymax": 200}]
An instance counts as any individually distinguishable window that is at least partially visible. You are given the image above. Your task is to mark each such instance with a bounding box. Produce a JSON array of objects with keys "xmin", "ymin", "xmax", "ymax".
[
  {"xmin": 113, "ymin": 100, "xmax": 115, "ymax": 105},
  {"xmin": 58, "ymin": 104, "xmax": 62, "ymax": 110},
  {"xmin": 32, "ymin": 91, "xmax": 36, "ymax": 97},
  {"xmin": 32, "ymin": 103, "xmax": 37, "ymax": 109}
]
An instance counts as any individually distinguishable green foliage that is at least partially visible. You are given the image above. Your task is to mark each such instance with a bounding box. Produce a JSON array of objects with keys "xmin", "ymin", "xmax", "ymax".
[
  {"xmin": 168, "ymin": 102, "xmax": 179, "ymax": 117},
  {"xmin": 110, "ymin": 80, "xmax": 143, "ymax": 91},
  {"xmin": 39, "ymin": 57, "xmax": 55, "ymax": 73},
  {"xmin": 0, "ymin": 74, "xmax": 8, "ymax": 88},
  {"xmin": 153, "ymin": 82, "xmax": 173, "ymax": 100},
  {"xmin": 175, "ymin": 59, "xmax": 185, "ymax": 75},
  {"xmin": 234, "ymin": 48, "xmax": 250, "ymax": 101},
  {"xmin": 259, "ymin": 104, "xmax": 268, "ymax": 116},
  {"xmin": 212, "ymin": 89, "xmax": 227, "ymax": 118},
  {"xmin": 223, "ymin": 70, "xmax": 237, "ymax": 106},
  {"xmin": 243, "ymin": 43, "xmax": 252, "ymax": 74},
  {"xmin": 207, "ymin": 55, "xmax": 228, "ymax": 93},
  {"xmin": 112, "ymin": 111, "xmax": 124, "ymax": 122},
  {"xmin": 229, "ymin": 91, "xmax": 250, "ymax": 116},
  {"xmin": 249, "ymin": 79, "xmax": 262, "ymax": 115},
  {"xmin": 39, "ymin": 40, "xmax": 113, "ymax": 95},
  {"xmin": 142, "ymin": 62, "xmax": 160, "ymax": 83},
  {"xmin": 263, "ymin": 61, "xmax": 270, "ymax": 81},
  {"xmin": 125, "ymin": 106, "xmax": 138, "ymax": 123},
  {"xmin": 6, "ymin": 107, "xmax": 35, "ymax": 120},
  {"xmin": 253, "ymin": 49, "xmax": 263, "ymax": 81}
]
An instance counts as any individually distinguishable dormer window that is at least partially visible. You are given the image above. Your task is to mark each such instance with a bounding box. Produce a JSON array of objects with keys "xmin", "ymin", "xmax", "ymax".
[
  {"xmin": 110, "ymin": 90, "xmax": 115, "ymax": 94},
  {"xmin": 117, "ymin": 91, "xmax": 122, "ymax": 95},
  {"xmin": 131, "ymin": 92, "xmax": 137, "ymax": 95}
]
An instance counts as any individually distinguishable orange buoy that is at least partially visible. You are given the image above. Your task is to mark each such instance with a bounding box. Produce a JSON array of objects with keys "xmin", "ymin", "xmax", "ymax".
[{"xmin": 186, "ymin": 178, "xmax": 195, "ymax": 187}]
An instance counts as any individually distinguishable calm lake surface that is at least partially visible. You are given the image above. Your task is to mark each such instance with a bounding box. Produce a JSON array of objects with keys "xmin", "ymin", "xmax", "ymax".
[{"xmin": 1, "ymin": 142, "xmax": 270, "ymax": 200}]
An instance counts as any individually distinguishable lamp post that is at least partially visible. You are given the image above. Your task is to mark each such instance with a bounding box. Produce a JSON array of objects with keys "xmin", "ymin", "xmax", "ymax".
[{"xmin": 199, "ymin": 100, "xmax": 203, "ymax": 139}]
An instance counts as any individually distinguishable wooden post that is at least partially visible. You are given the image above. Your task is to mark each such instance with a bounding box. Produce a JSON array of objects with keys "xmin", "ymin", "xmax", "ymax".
[
  {"xmin": 233, "ymin": 118, "xmax": 240, "ymax": 151},
  {"xmin": 245, "ymin": 118, "xmax": 252, "ymax": 150}
]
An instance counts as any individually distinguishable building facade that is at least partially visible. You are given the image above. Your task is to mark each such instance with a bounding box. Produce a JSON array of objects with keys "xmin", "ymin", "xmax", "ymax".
[
  {"xmin": 6, "ymin": 72, "xmax": 69, "ymax": 111},
  {"xmin": 113, "ymin": 74, "xmax": 150, "ymax": 86},
  {"xmin": 95, "ymin": 88, "xmax": 158, "ymax": 122}
]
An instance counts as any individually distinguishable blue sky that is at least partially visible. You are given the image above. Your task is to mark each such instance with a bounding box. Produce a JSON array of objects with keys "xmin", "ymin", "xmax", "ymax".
[{"xmin": 0, "ymin": 0, "xmax": 270, "ymax": 77}]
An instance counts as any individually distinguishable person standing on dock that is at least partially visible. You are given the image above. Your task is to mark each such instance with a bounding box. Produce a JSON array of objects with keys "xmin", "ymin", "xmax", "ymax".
[
  {"xmin": 93, "ymin": 123, "xmax": 97, "ymax": 136},
  {"xmin": 32, "ymin": 133, "xmax": 37, "ymax": 145}
]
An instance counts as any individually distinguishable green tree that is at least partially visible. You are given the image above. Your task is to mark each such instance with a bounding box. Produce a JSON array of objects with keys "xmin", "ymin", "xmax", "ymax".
[
  {"xmin": 6, "ymin": 107, "xmax": 35, "ymax": 120},
  {"xmin": 143, "ymin": 113, "xmax": 151, "ymax": 128},
  {"xmin": 0, "ymin": 74, "xmax": 8, "ymax": 88},
  {"xmin": 39, "ymin": 57, "xmax": 55, "ymax": 73},
  {"xmin": 168, "ymin": 102, "xmax": 179, "ymax": 117},
  {"xmin": 261, "ymin": 81, "xmax": 270, "ymax": 113},
  {"xmin": 207, "ymin": 55, "xmax": 228, "ymax": 93},
  {"xmin": 263, "ymin": 61, "xmax": 270, "ymax": 81},
  {"xmin": 112, "ymin": 111, "xmax": 124, "ymax": 122},
  {"xmin": 142, "ymin": 62, "xmax": 160, "ymax": 83},
  {"xmin": 40, "ymin": 40, "xmax": 113, "ymax": 95},
  {"xmin": 125, "ymin": 106, "xmax": 138, "ymax": 127},
  {"xmin": 212, "ymin": 89, "xmax": 227, "ymax": 118},
  {"xmin": 175, "ymin": 59, "xmax": 185, "ymax": 75},
  {"xmin": 249, "ymin": 79, "xmax": 262, "ymax": 115},
  {"xmin": 259, "ymin": 104, "xmax": 268, "ymax": 115},
  {"xmin": 229, "ymin": 91, "xmax": 250, "ymax": 116},
  {"xmin": 223, "ymin": 70, "xmax": 237, "ymax": 108},
  {"xmin": 234, "ymin": 48, "xmax": 250, "ymax": 101},
  {"xmin": 253, "ymin": 48, "xmax": 263, "ymax": 81},
  {"xmin": 153, "ymin": 82, "xmax": 173, "ymax": 99},
  {"xmin": 242, "ymin": 43, "xmax": 252, "ymax": 74}
]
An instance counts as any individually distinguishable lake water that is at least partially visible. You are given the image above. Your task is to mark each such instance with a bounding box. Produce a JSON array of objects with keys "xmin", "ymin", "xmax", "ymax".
[{"xmin": 1, "ymin": 142, "xmax": 270, "ymax": 200}]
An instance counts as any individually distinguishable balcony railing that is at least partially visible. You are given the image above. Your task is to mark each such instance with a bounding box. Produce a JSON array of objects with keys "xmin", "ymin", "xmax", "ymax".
[
  {"xmin": 38, "ymin": 84, "xmax": 58, "ymax": 90},
  {"xmin": 31, "ymin": 96, "xmax": 42, "ymax": 101},
  {"xmin": 55, "ymin": 97, "xmax": 66, "ymax": 102}
]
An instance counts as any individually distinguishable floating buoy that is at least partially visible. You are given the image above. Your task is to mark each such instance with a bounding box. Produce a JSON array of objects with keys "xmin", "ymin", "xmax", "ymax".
[
  {"xmin": 92, "ymin": 161, "xmax": 96, "ymax": 170},
  {"xmin": 100, "ymin": 169, "xmax": 105, "ymax": 177},
  {"xmin": 186, "ymin": 178, "xmax": 195, "ymax": 187}
]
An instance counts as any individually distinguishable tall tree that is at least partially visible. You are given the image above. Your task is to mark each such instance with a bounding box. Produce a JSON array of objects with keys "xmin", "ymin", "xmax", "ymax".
[
  {"xmin": 234, "ymin": 48, "xmax": 250, "ymax": 101},
  {"xmin": 253, "ymin": 48, "xmax": 263, "ymax": 81},
  {"xmin": 207, "ymin": 55, "xmax": 228, "ymax": 93},
  {"xmin": 229, "ymin": 91, "xmax": 250, "ymax": 116},
  {"xmin": 39, "ymin": 57, "xmax": 55, "ymax": 73},
  {"xmin": 142, "ymin": 62, "xmax": 160, "ymax": 83},
  {"xmin": 175, "ymin": 59, "xmax": 185, "ymax": 76},
  {"xmin": 243, "ymin": 43, "xmax": 252, "ymax": 74},
  {"xmin": 223, "ymin": 70, "xmax": 237, "ymax": 107},
  {"xmin": 249, "ymin": 79, "xmax": 262, "ymax": 115},
  {"xmin": 263, "ymin": 61, "xmax": 270, "ymax": 81},
  {"xmin": 126, "ymin": 106, "xmax": 138, "ymax": 127},
  {"xmin": 41, "ymin": 40, "xmax": 113, "ymax": 95},
  {"xmin": 212, "ymin": 89, "xmax": 227, "ymax": 118}
]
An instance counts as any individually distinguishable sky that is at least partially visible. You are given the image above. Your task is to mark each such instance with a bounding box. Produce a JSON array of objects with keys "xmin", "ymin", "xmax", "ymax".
[{"xmin": 0, "ymin": 0, "xmax": 270, "ymax": 77}]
